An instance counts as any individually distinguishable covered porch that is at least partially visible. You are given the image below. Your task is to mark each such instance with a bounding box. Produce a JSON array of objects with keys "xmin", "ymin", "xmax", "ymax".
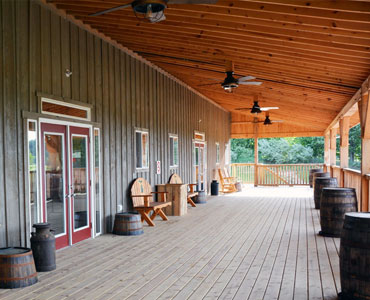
[{"xmin": 0, "ymin": 187, "xmax": 340, "ymax": 300}]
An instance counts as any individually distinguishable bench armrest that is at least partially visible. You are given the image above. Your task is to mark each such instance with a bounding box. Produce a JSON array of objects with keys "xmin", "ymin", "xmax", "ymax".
[{"xmin": 188, "ymin": 183, "xmax": 197, "ymax": 193}]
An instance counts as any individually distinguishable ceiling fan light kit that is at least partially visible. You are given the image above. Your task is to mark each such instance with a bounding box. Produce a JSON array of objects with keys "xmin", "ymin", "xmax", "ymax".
[{"xmin": 132, "ymin": 0, "xmax": 167, "ymax": 23}]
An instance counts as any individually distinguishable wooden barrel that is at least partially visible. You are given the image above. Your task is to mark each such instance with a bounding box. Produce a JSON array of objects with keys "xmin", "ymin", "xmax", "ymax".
[
  {"xmin": 195, "ymin": 191, "xmax": 207, "ymax": 203},
  {"xmin": 309, "ymin": 168, "xmax": 323, "ymax": 188},
  {"xmin": 312, "ymin": 172, "xmax": 330, "ymax": 190},
  {"xmin": 319, "ymin": 188, "xmax": 357, "ymax": 237},
  {"xmin": 313, "ymin": 177, "xmax": 337, "ymax": 209},
  {"xmin": 113, "ymin": 212, "xmax": 143, "ymax": 236},
  {"xmin": 0, "ymin": 247, "xmax": 38, "ymax": 289},
  {"xmin": 339, "ymin": 212, "xmax": 370, "ymax": 300}
]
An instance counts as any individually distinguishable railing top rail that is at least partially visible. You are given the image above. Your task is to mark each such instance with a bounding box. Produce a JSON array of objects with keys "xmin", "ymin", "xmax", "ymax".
[
  {"xmin": 231, "ymin": 163, "xmax": 323, "ymax": 166},
  {"xmin": 343, "ymin": 168, "xmax": 362, "ymax": 175}
]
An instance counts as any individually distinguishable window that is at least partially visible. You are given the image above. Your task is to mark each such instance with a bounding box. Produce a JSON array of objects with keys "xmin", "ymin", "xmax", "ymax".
[
  {"xmin": 28, "ymin": 120, "xmax": 39, "ymax": 229},
  {"xmin": 41, "ymin": 97, "xmax": 91, "ymax": 121},
  {"xmin": 169, "ymin": 135, "xmax": 179, "ymax": 167},
  {"xmin": 136, "ymin": 130, "xmax": 149, "ymax": 169},
  {"xmin": 216, "ymin": 142, "xmax": 220, "ymax": 164}
]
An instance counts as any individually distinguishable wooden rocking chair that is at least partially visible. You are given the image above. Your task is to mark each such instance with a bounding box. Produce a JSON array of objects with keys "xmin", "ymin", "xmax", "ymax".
[
  {"xmin": 168, "ymin": 173, "xmax": 197, "ymax": 207},
  {"xmin": 131, "ymin": 178, "xmax": 171, "ymax": 226},
  {"xmin": 218, "ymin": 168, "xmax": 237, "ymax": 193}
]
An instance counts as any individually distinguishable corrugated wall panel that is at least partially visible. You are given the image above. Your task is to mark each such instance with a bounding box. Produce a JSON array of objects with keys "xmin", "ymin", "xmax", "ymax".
[{"xmin": 0, "ymin": 0, "xmax": 230, "ymax": 247}]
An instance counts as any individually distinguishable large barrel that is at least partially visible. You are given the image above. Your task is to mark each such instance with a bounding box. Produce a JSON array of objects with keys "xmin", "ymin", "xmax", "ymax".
[
  {"xmin": 339, "ymin": 212, "xmax": 370, "ymax": 300},
  {"xmin": 312, "ymin": 172, "xmax": 330, "ymax": 189},
  {"xmin": 113, "ymin": 212, "xmax": 143, "ymax": 236},
  {"xmin": 319, "ymin": 188, "xmax": 357, "ymax": 237},
  {"xmin": 0, "ymin": 247, "xmax": 38, "ymax": 288},
  {"xmin": 313, "ymin": 177, "xmax": 337, "ymax": 209},
  {"xmin": 309, "ymin": 168, "xmax": 323, "ymax": 188}
]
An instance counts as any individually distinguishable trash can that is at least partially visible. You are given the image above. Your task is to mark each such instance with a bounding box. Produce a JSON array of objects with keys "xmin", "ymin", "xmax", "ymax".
[{"xmin": 211, "ymin": 180, "xmax": 219, "ymax": 196}]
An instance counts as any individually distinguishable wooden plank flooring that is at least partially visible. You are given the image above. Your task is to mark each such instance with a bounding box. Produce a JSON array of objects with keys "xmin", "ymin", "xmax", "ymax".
[{"xmin": 0, "ymin": 187, "xmax": 341, "ymax": 300}]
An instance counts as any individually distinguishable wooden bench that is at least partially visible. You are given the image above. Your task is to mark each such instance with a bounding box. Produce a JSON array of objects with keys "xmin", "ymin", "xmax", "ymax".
[
  {"xmin": 218, "ymin": 168, "xmax": 237, "ymax": 193},
  {"xmin": 169, "ymin": 174, "xmax": 197, "ymax": 207},
  {"xmin": 131, "ymin": 177, "xmax": 171, "ymax": 226}
]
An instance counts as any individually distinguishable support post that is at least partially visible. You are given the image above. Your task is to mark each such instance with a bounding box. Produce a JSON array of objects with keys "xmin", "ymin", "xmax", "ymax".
[
  {"xmin": 358, "ymin": 83, "xmax": 370, "ymax": 212},
  {"xmin": 254, "ymin": 119, "xmax": 258, "ymax": 187},
  {"xmin": 324, "ymin": 132, "xmax": 330, "ymax": 172},
  {"xmin": 339, "ymin": 117, "xmax": 350, "ymax": 187},
  {"xmin": 330, "ymin": 128, "xmax": 337, "ymax": 175}
]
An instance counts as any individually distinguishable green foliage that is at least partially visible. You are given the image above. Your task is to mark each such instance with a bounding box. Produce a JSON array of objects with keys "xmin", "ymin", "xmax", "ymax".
[
  {"xmin": 231, "ymin": 137, "xmax": 324, "ymax": 164},
  {"xmin": 349, "ymin": 124, "xmax": 361, "ymax": 170}
]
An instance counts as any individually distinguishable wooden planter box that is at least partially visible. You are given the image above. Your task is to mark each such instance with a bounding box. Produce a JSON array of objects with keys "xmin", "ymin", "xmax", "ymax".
[{"xmin": 157, "ymin": 184, "xmax": 188, "ymax": 216}]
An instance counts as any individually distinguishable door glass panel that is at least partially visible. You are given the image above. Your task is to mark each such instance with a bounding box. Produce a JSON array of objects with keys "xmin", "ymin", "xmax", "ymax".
[
  {"xmin": 44, "ymin": 134, "xmax": 65, "ymax": 236},
  {"xmin": 94, "ymin": 129, "xmax": 101, "ymax": 235},
  {"xmin": 28, "ymin": 121, "xmax": 38, "ymax": 227},
  {"xmin": 72, "ymin": 136, "xmax": 88, "ymax": 230}
]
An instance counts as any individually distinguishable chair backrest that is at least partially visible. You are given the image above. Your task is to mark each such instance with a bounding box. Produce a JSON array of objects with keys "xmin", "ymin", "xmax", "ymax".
[
  {"xmin": 224, "ymin": 168, "xmax": 231, "ymax": 178},
  {"xmin": 131, "ymin": 177, "xmax": 152, "ymax": 207},
  {"xmin": 169, "ymin": 173, "xmax": 183, "ymax": 184},
  {"xmin": 218, "ymin": 168, "xmax": 226, "ymax": 185}
]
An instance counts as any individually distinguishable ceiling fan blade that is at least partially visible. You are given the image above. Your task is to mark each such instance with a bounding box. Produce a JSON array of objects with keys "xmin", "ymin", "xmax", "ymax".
[
  {"xmin": 89, "ymin": 4, "xmax": 132, "ymax": 16},
  {"xmin": 271, "ymin": 120, "xmax": 284, "ymax": 123},
  {"xmin": 168, "ymin": 0, "xmax": 218, "ymax": 3},
  {"xmin": 238, "ymin": 81, "xmax": 262, "ymax": 86},
  {"xmin": 237, "ymin": 76, "xmax": 256, "ymax": 82},
  {"xmin": 260, "ymin": 107, "xmax": 279, "ymax": 111}
]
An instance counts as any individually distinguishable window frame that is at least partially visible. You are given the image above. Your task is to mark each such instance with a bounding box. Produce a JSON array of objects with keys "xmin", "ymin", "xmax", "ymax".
[
  {"xmin": 216, "ymin": 142, "xmax": 220, "ymax": 164},
  {"xmin": 135, "ymin": 128, "xmax": 150, "ymax": 171},
  {"xmin": 169, "ymin": 134, "xmax": 179, "ymax": 168},
  {"xmin": 41, "ymin": 97, "xmax": 91, "ymax": 121}
]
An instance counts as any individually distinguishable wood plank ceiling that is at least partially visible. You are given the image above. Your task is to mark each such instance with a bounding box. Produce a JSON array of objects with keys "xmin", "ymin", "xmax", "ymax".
[{"xmin": 49, "ymin": 0, "xmax": 370, "ymax": 138}]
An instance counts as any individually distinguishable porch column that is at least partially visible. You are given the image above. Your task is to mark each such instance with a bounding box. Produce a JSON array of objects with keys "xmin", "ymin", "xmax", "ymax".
[
  {"xmin": 254, "ymin": 118, "xmax": 258, "ymax": 187},
  {"xmin": 324, "ymin": 132, "xmax": 330, "ymax": 171},
  {"xmin": 330, "ymin": 128, "xmax": 337, "ymax": 171},
  {"xmin": 339, "ymin": 117, "xmax": 350, "ymax": 187},
  {"xmin": 358, "ymin": 83, "xmax": 370, "ymax": 212}
]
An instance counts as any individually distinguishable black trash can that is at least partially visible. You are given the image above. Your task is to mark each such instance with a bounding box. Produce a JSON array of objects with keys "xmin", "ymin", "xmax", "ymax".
[
  {"xmin": 30, "ymin": 223, "xmax": 56, "ymax": 272},
  {"xmin": 211, "ymin": 180, "xmax": 219, "ymax": 196}
]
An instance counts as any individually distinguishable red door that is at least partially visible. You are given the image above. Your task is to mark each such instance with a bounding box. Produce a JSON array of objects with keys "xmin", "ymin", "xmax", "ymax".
[
  {"xmin": 41, "ymin": 123, "xmax": 91, "ymax": 249},
  {"xmin": 41, "ymin": 123, "xmax": 69, "ymax": 249},
  {"xmin": 69, "ymin": 126, "xmax": 91, "ymax": 244}
]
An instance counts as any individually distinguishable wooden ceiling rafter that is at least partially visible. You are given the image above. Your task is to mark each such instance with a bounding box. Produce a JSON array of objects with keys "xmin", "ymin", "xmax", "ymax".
[{"xmin": 49, "ymin": 0, "xmax": 370, "ymax": 138}]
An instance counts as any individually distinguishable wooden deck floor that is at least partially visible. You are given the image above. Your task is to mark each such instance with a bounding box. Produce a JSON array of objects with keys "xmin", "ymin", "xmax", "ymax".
[{"xmin": 0, "ymin": 187, "xmax": 341, "ymax": 300}]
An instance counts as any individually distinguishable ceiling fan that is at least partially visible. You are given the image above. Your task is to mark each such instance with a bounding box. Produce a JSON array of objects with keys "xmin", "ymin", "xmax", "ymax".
[
  {"xmin": 198, "ymin": 61, "xmax": 262, "ymax": 93},
  {"xmin": 234, "ymin": 112, "xmax": 283, "ymax": 126},
  {"xmin": 89, "ymin": 0, "xmax": 218, "ymax": 23},
  {"xmin": 235, "ymin": 101, "xmax": 279, "ymax": 114}
]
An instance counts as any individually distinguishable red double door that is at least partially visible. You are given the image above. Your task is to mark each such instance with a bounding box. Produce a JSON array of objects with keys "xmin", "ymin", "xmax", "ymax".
[{"xmin": 41, "ymin": 123, "xmax": 92, "ymax": 249}]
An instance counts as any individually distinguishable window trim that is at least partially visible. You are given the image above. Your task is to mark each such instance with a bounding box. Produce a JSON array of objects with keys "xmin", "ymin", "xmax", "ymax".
[
  {"xmin": 169, "ymin": 134, "xmax": 179, "ymax": 168},
  {"xmin": 135, "ymin": 128, "xmax": 150, "ymax": 171},
  {"xmin": 40, "ymin": 97, "xmax": 91, "ymax": 121}
]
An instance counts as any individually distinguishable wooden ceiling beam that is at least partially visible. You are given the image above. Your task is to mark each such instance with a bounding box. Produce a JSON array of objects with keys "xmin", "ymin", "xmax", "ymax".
[
  {"xmin": 86, "ymin": 21, "xmax": 370, "ymax": 66},
  {"xmin": 231, "ymin": 131, "xmax": 324, "ymax": 139},
  {"xmin": 119, "ymin": 42, "xmax": 364, "ymax": 88},
  {"xmin": 56, "ymin": 4, "xmax": 370, "ymax": 46},
  {"xmin": 71, "ymin": 13, "xmax": 370, "ymax": 56},
  {"xmin": 91, "ymin": 24, "xmax": 370, "ymax": 73}
]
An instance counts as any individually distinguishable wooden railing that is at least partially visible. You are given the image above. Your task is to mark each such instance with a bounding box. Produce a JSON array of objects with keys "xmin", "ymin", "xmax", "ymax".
[
  {"xmin": 230, "ymin": 163, "xmax": 323, "ymax": 186},
  {"xmin": 230, "ymin": 163, "xmax": 254, "ymax": 184}
]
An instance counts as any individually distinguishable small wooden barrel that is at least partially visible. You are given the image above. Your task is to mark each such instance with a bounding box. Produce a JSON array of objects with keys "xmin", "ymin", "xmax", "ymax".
[
  {"xmin": 312, "ymin": 172, "xmax": 330, "ymax": 189},
  {"xmin": 0, "ymin": 247, "xmax": 38, "ymax": 289},
  {"xmin": 113, "ymin": 212, "xmax": 143, "ymax": 236},
  {"xmin": 319, "ymin": 188, "xmax": 357, "ymax": 237},
  {"xmin": 309, "ymin": 168, "xmax": 323, "ymax": 188},
  {"xmin": 339, "ymin": 212, "xmax": 370, "ymax": 300},
  {"xmin": 314, "ymin": 177, "xmax": 337, "ymax": 209},
  {"xmin": 195, "ymin": 191, "xmax": 207, "ymax": 203}
]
